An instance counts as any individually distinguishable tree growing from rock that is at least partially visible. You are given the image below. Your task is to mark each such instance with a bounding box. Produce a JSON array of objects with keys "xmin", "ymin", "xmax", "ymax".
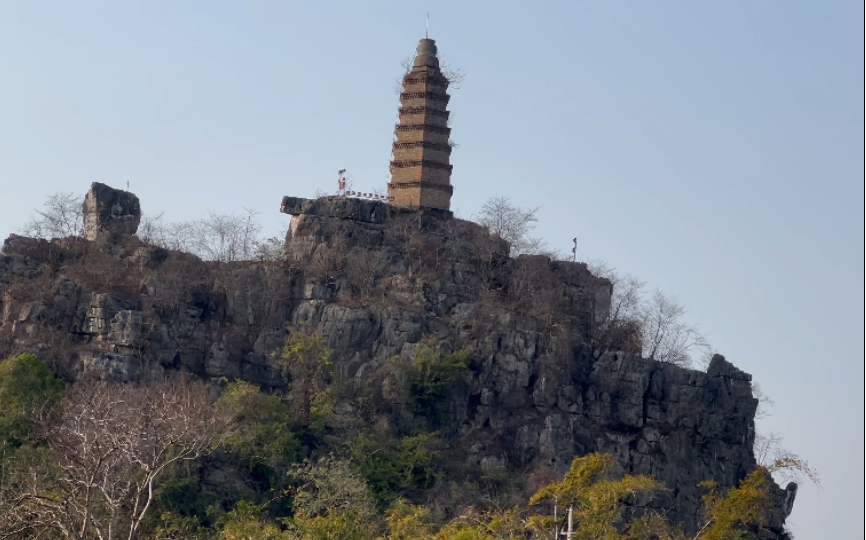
[
  {"xmin": 641, "ymin": 289, "xmax": 709, "ymax": 366},
  {"xmin": 20, "ymin": 193, "xmax": 84, "ymax": 239},
  {"xmin": 589, "ymin": 261, "xmax": 709, "ymax": 368},
  {"xmin": 138, "ymin": 209, "xmax": 269, "ymax": 262},
  {"xmin": 477, "ymin": 196, "xmax": 549, "ymax": 256},
  {"xmin": 277, "ymin": 332, "xmax": 334, "ymax": 427}
]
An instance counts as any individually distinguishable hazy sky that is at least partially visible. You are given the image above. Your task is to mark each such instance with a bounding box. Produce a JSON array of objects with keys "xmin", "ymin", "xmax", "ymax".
[{"xmin": 0, "ymin": 1, "xmax": 862, "ymax": 537}]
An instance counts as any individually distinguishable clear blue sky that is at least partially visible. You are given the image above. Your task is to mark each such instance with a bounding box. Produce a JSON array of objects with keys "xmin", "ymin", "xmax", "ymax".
[{"xmin": 1, "ymin": 2, "xmax": 862, "ymax": 537}]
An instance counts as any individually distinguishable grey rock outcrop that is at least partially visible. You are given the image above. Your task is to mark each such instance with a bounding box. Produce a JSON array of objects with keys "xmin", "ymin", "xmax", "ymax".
[
  {"xmin": 83, "ymin": 182, "xmax": 141, "ymax": 243},
  {"xmin": 0, "ymin": 192, "xmax": 793, "ymax": 538}
]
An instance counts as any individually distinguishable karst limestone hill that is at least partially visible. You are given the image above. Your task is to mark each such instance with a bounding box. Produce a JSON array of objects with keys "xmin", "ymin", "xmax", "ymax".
[{"xmin": 0, "ymin": 183, "xmax": 796, "ymax": 537}]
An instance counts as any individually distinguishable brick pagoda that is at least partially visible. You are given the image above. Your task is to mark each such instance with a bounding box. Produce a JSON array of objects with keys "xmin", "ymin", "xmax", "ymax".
[{"xmin": 388, "ymin": 38, "xmax": 453, "ymax": 211}]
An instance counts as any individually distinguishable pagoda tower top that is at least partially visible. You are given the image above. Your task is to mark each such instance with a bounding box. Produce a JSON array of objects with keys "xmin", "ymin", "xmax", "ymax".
[
  {"xmin": 388, "ymin": 38, "xmax": 454, "ymax": 212},
  {"xmin": 414, "ymin": 38, "xmax": 440, "ymax": 68}
]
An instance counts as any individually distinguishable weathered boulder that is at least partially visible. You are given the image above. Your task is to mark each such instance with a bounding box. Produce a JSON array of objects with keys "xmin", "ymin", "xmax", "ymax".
[
  {"xmin": 80, "ymin": 350, "xmax": 140, "ymax": 382},
  {"xmin": 83, "ymin": 182, "xmax": 141, "ymax": 243},
  {"xmin": 281, "ymin": 195, "xmax": 391, "ymax": 225}
]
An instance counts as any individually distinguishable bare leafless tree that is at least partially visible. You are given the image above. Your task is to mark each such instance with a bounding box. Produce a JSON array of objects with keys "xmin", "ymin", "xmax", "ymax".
[
  {"xmin": 754, "ymin": 432, "xmax": 820, "ymax": 486},
  {"xmin": 23, "ymin": 190, "xmax": 272, "ymax": 263},
  {"xmin": 397, "ymin": 55, "xmax": 466, "ymax": 91},
  {"xmin": 477, "ymin": 196, "xmax": 549, "ymax": 256},
  {"xmin": 590, "ymin": 261, "xmax": 646, "ymax": 324},
  {"xmin": 439, "ymin": 60, "xmax": 466, "ymax": 90},
  {"xmin": 2, "ymin": 376, "xmax": 226, "ymax": 540},
  {"xmin": 589, "ymin": 261, "xmax": 644, "ymax": 355},
  {"xmin": 640, "ymin": 290, "xmax": 709, "ymax": 367},
  {"xmin": 351, "ymin": 248, "xmax": 380, "ymax": 297},
  {"xmin": 137, "ymin": 209, "xmax": 265, "ymax": 262},
  {"xmin": 20, "ymin": 193, "xmax": 84, "ymax": 239},
  {"xmin": 386, "ymin": 211, "xmax": 425, "ymax": 277},
  {"xmin": 306, "ymin": 224, "xmax": 348, "ymax": 283},
  {"xmin": 136, "ymin": 212, "xmax": 166, "ymax": 246},
  {"xmin": 137, "ymin": 212, "xmax": 192, "ymax": 253},
  {"xmin": 589, "ymin": 261, "xmax": 709, "ymax": 367},
  {"xmin": 254, "ymin": 236, "xmax": 286, "ymax": 263},
  {"xmin": 193, "ymin": 210, "xmax": 261, "ymax": 262}
]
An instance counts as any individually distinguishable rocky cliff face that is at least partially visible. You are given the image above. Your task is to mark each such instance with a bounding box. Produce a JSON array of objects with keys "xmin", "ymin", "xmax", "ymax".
[{"xmin": 0, "ymin": 185, "xmax": 794, "ymax": 538}]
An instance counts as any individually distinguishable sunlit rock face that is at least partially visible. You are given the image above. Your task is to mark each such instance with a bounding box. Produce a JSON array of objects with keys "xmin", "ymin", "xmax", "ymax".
[{"xmin": 83, "ymin": 182, "xmax": 141, "ymax": 243}]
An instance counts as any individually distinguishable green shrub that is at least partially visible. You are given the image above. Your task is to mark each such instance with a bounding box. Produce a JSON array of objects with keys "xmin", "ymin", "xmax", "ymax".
[
  {"xmin": 217, "ymin": 501, "xmax": 289, "ymax": 540},
  {"xmin": 277, "ymin": 332, "xmax": 334, "ymax": 429},
  {"xmin": 349, "ymin": 433, "xmax": 443, "ymax": 508},
  {"xmin": 0, "ymin": 354, "xmax": 64, "ymax": 450},
  {"xmin": 216, "ymin": 380, "xmax": 302, "ymax": 485},
  {"xmin": 408, "ymin": 346, "xmax": 471, "ymax": 429}
]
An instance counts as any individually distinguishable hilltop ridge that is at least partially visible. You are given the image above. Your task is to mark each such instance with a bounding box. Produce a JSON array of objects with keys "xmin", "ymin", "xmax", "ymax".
[{"xmin": 0, "ymin": 183, "xmax": 796, "ymax": 538}]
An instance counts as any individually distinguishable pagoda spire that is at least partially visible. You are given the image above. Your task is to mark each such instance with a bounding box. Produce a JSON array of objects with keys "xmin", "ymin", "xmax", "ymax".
[{"xmin": 388, "ymin": 38, "xmax": 454, "ymax": 211}]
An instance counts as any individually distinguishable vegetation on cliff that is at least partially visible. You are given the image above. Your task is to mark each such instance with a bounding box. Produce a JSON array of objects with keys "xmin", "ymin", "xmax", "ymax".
[
  {"xmin": 0, "ymin": 189, "xmax": 814, "ymax": 539},
  {"xmin": 0, "ymin": 351, "xmax": 792, "ymax": 540}
]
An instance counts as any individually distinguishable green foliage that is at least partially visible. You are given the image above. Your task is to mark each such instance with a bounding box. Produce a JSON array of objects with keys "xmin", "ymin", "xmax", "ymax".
[
  {"xmin": 278, "ymin": 331, "xmax": 334, "ymax": 428},
  {"xmin": 0, "ymin": 354, "xmax": 64, "ymax": 450},
  {"xmin": 431, "ymin": 522, "xmax": 495, "ymax": 540},
  {"xmin": 380, "ymin": 500, "xmax": 435, "ymax": 540},
  {"xmin": 430, "ymin": 508, "xmax": 526, "ymax": 540},
  {"xmin": 0, "ymin": 444, "xmax": 60, "ymax": 539},
  {"xmin": 407, "ymin": 345, "xmax": 471, "ymax": 428},
  {"xmin": 350, "ymin": 432, "xmax": 443, "ymax": 508},
  {"xmin": 0, "ymin": 355, "xmax": 787, "ymax": 540},
  {"xmin": 216, "ymin": 380, "xmax": 302, "ymax": 474},
  {"xmin": 529, "ymin": 453, "xmax": 666, "ymax": 540},
  {"xmin": 696, "ymin": 467, "xmax": 772, "ymax": 540},
  {"xmin": 288, "ymin": 455, "xmax": 377, "ymax": 521},
  {"xmin": 289, "ymin": 511, "xmax": 379, "ymax": 540},
  {"xmin": 285, "ymin": 456, "xmax": 380, "ymax": 540},
  {"xmin": 527, "ymin": 453, "xmax": 777, "ymax": 540},
  {"xmin": 147, "ymin": 380, "xmax": 302, "ymax": 536},
  {"xmin": 152, "ymin": 512, "xmax": 214, "ymax": 540},
  {"xmin": 217, "ymin": 501, "xmax": 290, "ymax": 540},
  {"xmin": 530, "ymin": 453, "xmax": 612, "ymax": 507},
  {"xmin": 148, "ymin": 463, "xmax": 221, "ymax": 530},
  {"xmin": 0, "ymin": 355, "xmax": 65, "ymax": 538}
]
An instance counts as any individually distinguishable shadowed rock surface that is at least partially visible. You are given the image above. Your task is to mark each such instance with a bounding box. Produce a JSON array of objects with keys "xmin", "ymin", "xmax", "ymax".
[{"xmin": 0, "ymin": 187, "xmax": 794, "ymax": 538}]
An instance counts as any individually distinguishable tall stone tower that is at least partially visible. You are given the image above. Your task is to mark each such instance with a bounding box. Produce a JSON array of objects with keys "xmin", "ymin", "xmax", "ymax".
[{"xmin": 388, "ymin": 38, "xmax": 453, "ymax": 211}]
